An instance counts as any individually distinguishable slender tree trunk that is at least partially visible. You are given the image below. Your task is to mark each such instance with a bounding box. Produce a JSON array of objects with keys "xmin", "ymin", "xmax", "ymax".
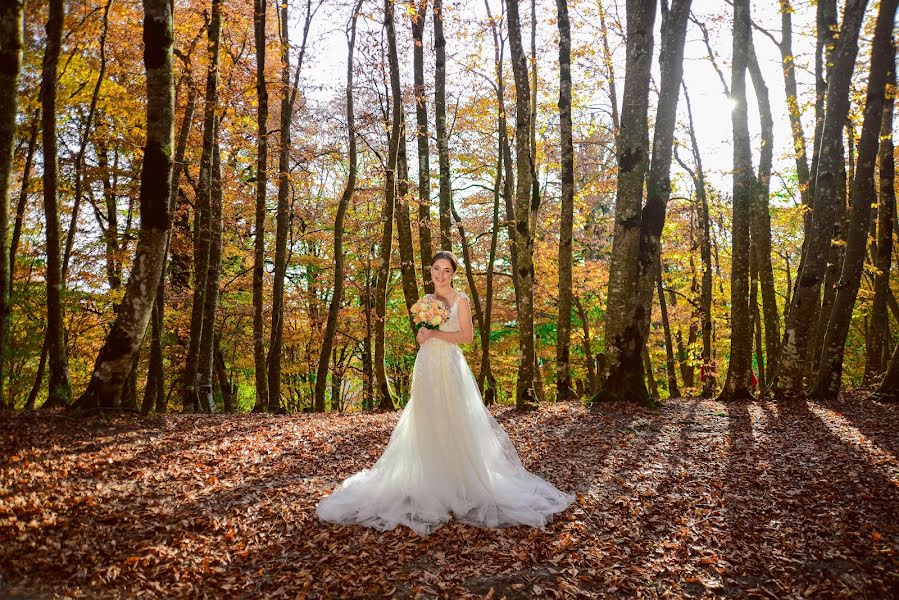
[
  {"xmin": 752, "ymin": 269, "xmax": 765, "ymax": 390},
  {"xmin": 269, "ymin": 0, "xmax": 315, "ymax": 413},
  {"xmin": 865, "ymin": 42, "xmax": 896, "ymax": 383},
  {"xmin": 396, "ymin": 131, "xmax": 421, "ymax": 328},
  {"xmin": 143, "ymin": 84, "xmax": 197, "ymax": 413},
  {"xmin": 451, "ymin": 201, "xmax": 484, "ymax": 341},
  {"xmin": 555, "ymin": 0, "xmax": 575, "ymax": 402},
  {"xmin": 573, "ymin": 294, "xmax": 596, "ymax": 394},
  {"xmin": 362, "ymin": 266, "xmax": 373, "ymax": 409},
  {"xmin": 73, "ymin": 0, "xmax": 174, "ymax": 410},
  {"xmin": 774, "ymin": 0, "xmax": 868, "ymax": 400},
  {"xmin": 778, "ymin": 0, "xmax": 811, "ymax": 208},
  {"xmin": 374, "ymin": 0, "xmax": 403, "ymax": 411},
  {"xmin": 0, "ymin": 0, "xmax": 24, "ymax": 408},
  {"xmin": 198, "ymin": 121, "xmax": 223, "ymax": 413},
  {"xmin": 485, "ymin": 1, "xmax": 520, "ymax": 313},
  {"xmin": 412, "ymin": 1, "xmax": 433, "ymax": 293},
  {"xmin": 214, "ymin": 339, "xmax": 234, "ymax": 412},
  {"xmin": 268, "ymin": 0, "xmax": 293, "ymax": 413},
  {"xmin": 478, "ymin": 138, "xmax": 500, "ymax": 405},
  {"xmin": 314, "ymin": 0, "xmax": 361, "ymax": 413},
  {"xmin": 97, "ymin": 143, "xmax": 122, "ymax": 289},
  {"xmin": 810, "ymin": 136, "xmax": 848, "ymax": 378},
  {"xmin": 9, "ymin": 109, "xmax": 39, "ymax": 409},
  {"xmin": 433, "ymin": 0, "xmax": 452, "ymax": 251},
  {"xmin": 184, "ymin": 0, "xmax": 221, "ymax": 412},
  {"xmin": 677, "ymin": 84, "xmax": 715, "ymax": 397},
  {"xmin": 504, "ymin": 0, "xmax": 538, "ymax": 410},
  {"xmin": 809, "ymin": 0, "xmax": 838, "ymax": 205},
  {"xmin": 40, "ymin": 0, "xmax": 72, "ymax": 409},
  {"xmin": 747, "ymin": 39, "xmax": 780, "ymax": 380},
  {"xmin": 718, "ymin": 0, "xmax": 755, "ymax": 402},
  {"xmin": 141, "ymin": 291, "xmax": 163, "ymax": 414},
  {"xmin": 657, "ymin": 270, "xmax": 680, "ymax": 398},
  {"xmin": 598, "ymin": 1, "xmax": 620, "ymax": 143},
  {"xmin": 10, "ymin": 109, "xmax": 38, "ymax": 291},
  {"xmin": 63, "ymin": 0, "xmax": 112, "ymax": 289},
  {"xmin": 643, "ymin": 344, "xmax": 659, "ymax": 400},
  {"xmin": 252, "ymin": 0, "xmax": 270, "ymax": 412},
  {"xmin": 810, "ymin": 0, "xmax": 897, "ymax": 400}
]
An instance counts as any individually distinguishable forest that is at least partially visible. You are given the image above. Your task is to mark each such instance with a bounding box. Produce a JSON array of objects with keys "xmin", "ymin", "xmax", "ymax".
[
  {"xmin": 0, "ymin": 0, "xmax": 898, "ymax": 413},
  {"xmin": 1, "ymin": 0, "xmax": 898, "ymax": 597}
]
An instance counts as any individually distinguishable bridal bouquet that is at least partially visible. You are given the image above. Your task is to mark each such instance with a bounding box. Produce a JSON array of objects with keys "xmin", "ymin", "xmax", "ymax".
[{"xmin": 411, "ymin": 297, "xmax": 449, "ymax": 330}]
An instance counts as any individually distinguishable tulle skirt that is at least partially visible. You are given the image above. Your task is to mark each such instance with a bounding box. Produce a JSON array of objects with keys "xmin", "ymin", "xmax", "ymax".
[{"xmin": 315, "ymin": 338, "xmax": 575, "ymax": 536}]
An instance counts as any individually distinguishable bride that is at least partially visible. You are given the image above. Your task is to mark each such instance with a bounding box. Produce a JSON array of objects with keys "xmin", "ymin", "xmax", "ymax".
[{"xmin": 316, "ymin": 251, "xmax": 574, "ymax": 536}]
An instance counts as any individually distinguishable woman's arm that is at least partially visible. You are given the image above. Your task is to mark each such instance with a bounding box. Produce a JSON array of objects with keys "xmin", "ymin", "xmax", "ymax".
[{"xmin": 420, "ymin": 297, "xmax": 474, "ymax": 345}]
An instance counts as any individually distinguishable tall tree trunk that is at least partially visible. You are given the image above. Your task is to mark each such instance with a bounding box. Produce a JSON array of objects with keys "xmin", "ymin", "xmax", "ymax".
[
  {"xmin": 752, "ymin": 267, "xmax": 765, "ymax": 390},
  {"xmin": 97, "ymin": 143, "xmax": 122, "ymax": 290},
  {"xmin": 73, "ymin": 0, "xmax": 174, "ymax": 410},
  {"xmin": 9, "ymin": 109, "xmax": 40, "ymax": 409},
  {"xmin": 40, "ymin": 0, "xmax": 72, "ymax": 409},
  {"xmin": 778, "ymin": 0, "xmax": 811, "ymax": 208},
  {"xmin": 0, "ymin": 0, "xmax": 24, "ymax": 408},
  {"xmin": 214, "ymin": 340, "xmax": 234, "ymax": 412},
  {"xmin": 809, "ymin": 0, "xmax": 838, "ymax": 205},
  {"xmin": 10, "ymin": 109, "xmax": 38, "ymax": 293},
  {"xmin": 810, "ymin": 0, "xmax": 898, "ymax": 400},
  {"xmin": 596, "ymin": 0, "xmax": 691, "ymax": 405},
  {"xmin": 598, "ymin": 1, "xmax": 620, "ymax": 142},
  {"xmin": 362, "ymin": 263, "xmax": 374, "ymax": 410},
  {"xmin": 718, "ymin": 0, "xmax": 754, "ymax": 402},
  {"xmin": 63, "ymin": 0, "xmax": 112, "ymax": 289},
  {"xmin": 504, "ymin": 0, "xmax": 538, "ymax": 410},
  {"xmin": 198, "ymin": 121, "xmax": 223, "ymax": 413},
  {"xmin": 632, "ymin": 0, "xmax": 691, "ymax": 388},
  {"xmin": 555, "ymin": 0, "xmax": 575, "ymax": 402},
  {"xmin": 677, "ymin": 84, "xmax": 715, "ymax": 398},
  {"xmin": 643, "ymin": 343, "xmax": 659, "ymax": 400},
  {"xmin": 314, "ymin": 0, "xmax": 361, "ymax": 413},
  {"xmin": 184, "ymin": 0, "xmax": 221, "ymax": 412},
  {"xmin": 810, "ymin": 137, "xmax": 848, "ymax": 378},
  {"xmin": 374, "ymin": 0, "xmax": 403, "ymax": 411},
  {"xmin": 251, "ymin": 0, "xmax": 270, "ymax": 412},
  {"xmin": 269, "ymin": 0, "xmax": 316, "ymax": 413},
  {"xmin": 451, "ymin": 201, "xmax": 484, "ymax": 343},
  {"xmin": 143, "ymin": 84, "xmax": 197, "ymax": 414},
  {"xmin": 657, "ymin": 269, "xmax": 680, "ymax": 398},
  {"xmin": 485, "ymin": 0, "xmax": 520, "ymax": 314},
  {"xmin": 433, "ymin": 0, "xmax": 452, "ymax": 251},
  {"xmin": 396, "ymin": 132, "xmax": 420, "ymax": 327},
  {"xmin": 478, "ymin": 136, "xmax": 500, "ymax": 406},
  {"xmin": 865, "ymin": 42, "xmax": 896, "ymax": 382},
  {"xmin": 774, "ymin": 0, "xmax": 868, "ymax": 400},
  {"xmin": 412, "ymin": 0, "xmax": 433, "ymax": 293},
  {"xmin": 592, "ymin": 0, "xmax": 655, "ymax": 405},
  {"xmin": 573, "ymin": 294, "xmax": 596, "ymax": 394},
  {"xmin": 747, "ymin": 40, "xmax": 780, "ymax": 382}
]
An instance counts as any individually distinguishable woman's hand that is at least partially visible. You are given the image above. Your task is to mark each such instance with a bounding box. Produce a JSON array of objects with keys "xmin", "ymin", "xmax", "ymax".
[{"xmin": 416, "ymin": 327, "xmax": 432, "ymax": 345}]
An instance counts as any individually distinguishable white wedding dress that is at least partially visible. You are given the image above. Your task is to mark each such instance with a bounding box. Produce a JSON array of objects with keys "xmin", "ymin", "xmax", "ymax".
[{"xmin": 316, "ymin": 291, "xmax": 574, "ymax": 536}]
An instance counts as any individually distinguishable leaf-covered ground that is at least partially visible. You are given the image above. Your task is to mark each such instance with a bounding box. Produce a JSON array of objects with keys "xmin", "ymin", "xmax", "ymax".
[{"xmin": 1, "ymin": 396, "xmax": 897, "ymax": 598}]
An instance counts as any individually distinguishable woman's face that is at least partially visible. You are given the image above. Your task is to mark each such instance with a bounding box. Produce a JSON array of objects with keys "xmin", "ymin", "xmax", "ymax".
[{"xmin": 430, "ymin": 259, "xmax": 454, "ymax": 287}]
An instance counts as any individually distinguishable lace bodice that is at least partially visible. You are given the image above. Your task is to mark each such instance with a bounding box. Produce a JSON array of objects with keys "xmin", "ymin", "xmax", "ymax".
[{"xmin": 427, "ymin": 291, "xmax": 467, "ymax": 333}]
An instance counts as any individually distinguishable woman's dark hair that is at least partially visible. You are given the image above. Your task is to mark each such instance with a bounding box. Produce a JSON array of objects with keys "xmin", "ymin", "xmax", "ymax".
[{"xmin": 431, "ymin": 250, "xmax": 459, "ymax": 272}]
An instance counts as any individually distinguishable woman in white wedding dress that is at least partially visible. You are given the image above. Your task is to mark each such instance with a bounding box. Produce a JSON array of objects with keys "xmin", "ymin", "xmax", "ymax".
[{"xmin": 316, "ymin": 251, "xmax": 574, "ymax": 536}]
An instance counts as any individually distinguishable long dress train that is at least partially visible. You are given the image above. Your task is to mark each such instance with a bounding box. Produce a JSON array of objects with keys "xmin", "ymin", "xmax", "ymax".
[{"xmin": 316, "ymin": 291, "xmax": 574, "ymax": 536}]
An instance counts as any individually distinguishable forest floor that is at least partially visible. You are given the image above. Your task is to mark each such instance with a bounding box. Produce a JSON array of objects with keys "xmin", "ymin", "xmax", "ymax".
[{"xmin": 0, "ymin": 395, "xmax": 897, "ymax": 599}]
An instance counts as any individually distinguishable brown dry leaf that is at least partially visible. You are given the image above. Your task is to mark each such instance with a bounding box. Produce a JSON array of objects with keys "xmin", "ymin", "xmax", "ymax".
[{"xmin": 0, "ymin": 397, "xmax": 896, "ymax": 598}]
